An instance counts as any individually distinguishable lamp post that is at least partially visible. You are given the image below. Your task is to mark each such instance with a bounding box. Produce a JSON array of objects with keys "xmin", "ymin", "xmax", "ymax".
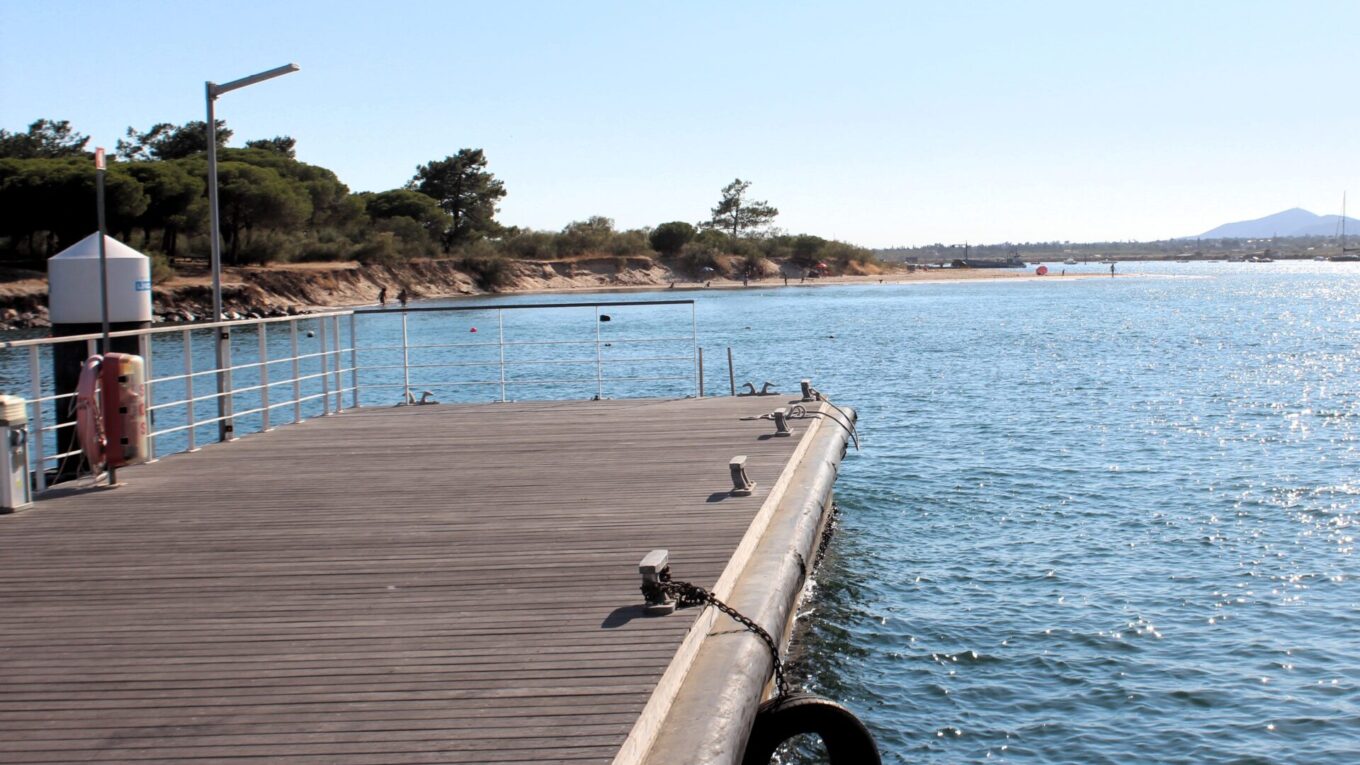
[{"xmin": 204, "ymin": 63, "xmax": 299, "ymax": 441}]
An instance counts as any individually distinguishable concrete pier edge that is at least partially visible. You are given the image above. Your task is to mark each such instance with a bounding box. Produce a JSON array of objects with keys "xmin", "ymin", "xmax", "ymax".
[{"xmin": 628, "ymin": 404, "xmax": 858, "ymax": 765}]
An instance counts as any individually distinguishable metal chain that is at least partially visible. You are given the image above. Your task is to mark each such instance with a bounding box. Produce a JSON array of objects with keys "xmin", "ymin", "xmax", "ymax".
[
  {"xmin": 636, "ymin": 504, "xmax": 846, "ymax": 701},
  {"xmin": 652, "ymin": 572, "xmax": 791, "ymax": 699}
]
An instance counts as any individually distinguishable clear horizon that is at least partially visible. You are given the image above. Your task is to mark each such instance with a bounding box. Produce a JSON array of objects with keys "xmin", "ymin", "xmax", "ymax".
[{"xmin": 4, "ymin": 0, "xmax": 1360, "ymax": 248}]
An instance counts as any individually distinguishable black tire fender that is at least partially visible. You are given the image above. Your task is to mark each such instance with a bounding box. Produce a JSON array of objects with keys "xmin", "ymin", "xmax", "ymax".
[{"xmin": 741, "ymin": 693, "xmax": 881, "ymax": 765}]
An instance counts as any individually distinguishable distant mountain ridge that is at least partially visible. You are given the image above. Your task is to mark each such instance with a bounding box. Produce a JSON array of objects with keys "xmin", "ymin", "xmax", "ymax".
[{"xmin": 1194, "ymin": 208, "xmax": 1360, "ymax": 239}]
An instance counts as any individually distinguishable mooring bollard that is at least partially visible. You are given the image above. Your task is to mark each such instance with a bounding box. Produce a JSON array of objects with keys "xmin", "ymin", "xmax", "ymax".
[
  {"xmin": 800, "ymin": 379, "xmax": 817, "ymax": 402},
  {"xmin": 729, "ymin": 455, "xmax": 755, "ymax": 496},
  {"xmin": 772, "ymin": 407, "xmax": 792, "ymax": 437},
  {"xmin": 639, "ymin": 549, "xmax": 676, "ymax": 615}
]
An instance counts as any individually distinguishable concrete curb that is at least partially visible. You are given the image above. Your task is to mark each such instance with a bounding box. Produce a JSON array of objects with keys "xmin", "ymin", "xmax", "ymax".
[{"xmin": 641, "ymin": 404, "xmax": 856, "ymax": 765}]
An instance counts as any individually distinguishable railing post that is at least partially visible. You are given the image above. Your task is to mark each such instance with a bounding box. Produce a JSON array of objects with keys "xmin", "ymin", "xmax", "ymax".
[
  {"xmin": 138, "ymin": 333, "xmax": 156, "ymax": 461},
  {"xmin": 217, "ymin": 326, "xmax": 234, "ymax": 442},
  {"xmin": 727, "ymin": 346, "xmax": 736, "ymax": 397},
  {"xmin": 698, "ymin": 347, "xmax": 705, "ymax": 398},
  {"xmin": 319, "ymin": 318, "xmax": 330, "ymax": 416},
  {"xmin": 28, "ymin": 346, "xmax": 45, "ymax": 493},
  {"xmin": 692, "ymin": 302, "xmax": 699, "ymax": 397},
  {"xmin": 401, "ymin": 312, "xmax": 411, "ymax": 403},
  {"xmin": 258, "ymin": 323, "xmax": 271, "ymax": 431},
  {"xmin": 290, "ymin": 320, "xmax": 301, "ymax": 424},
  {"xmin": 332, "ymin": 315, "xmax": 342, "ymax": 412},
  {"xmin": 183, "ymin": 330, "xmax": 196, "ymax": 452},
  {"xmin": 498, "ymin": 309, "xmax": 507, "ymax": 403},
  {"xmin": 349, "ymin": 313, "xmax": 360, "ymax": 409},
  {"xmin": 595, "ymin": 305, "xmax": 603, "ymax": 400}
]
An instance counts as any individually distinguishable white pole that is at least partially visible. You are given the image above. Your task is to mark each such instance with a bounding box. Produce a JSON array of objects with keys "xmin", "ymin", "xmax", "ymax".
[{"xmin": 95, "ymin": 148, "xmax": 110, "ymax": 356}]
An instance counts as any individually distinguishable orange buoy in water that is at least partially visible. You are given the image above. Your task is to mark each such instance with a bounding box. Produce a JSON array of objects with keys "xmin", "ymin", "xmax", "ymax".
[{"xmin": 470, "ymin": 327, "xmax": 477, "ymax": 333}]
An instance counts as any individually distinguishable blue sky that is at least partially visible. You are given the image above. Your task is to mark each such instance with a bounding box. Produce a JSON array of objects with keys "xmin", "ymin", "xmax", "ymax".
[{"xmin": 4, "ymin": 1, "xmax": 1360, "ymax": 246}]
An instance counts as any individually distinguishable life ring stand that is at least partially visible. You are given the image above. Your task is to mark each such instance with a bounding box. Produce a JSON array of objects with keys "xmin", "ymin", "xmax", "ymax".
[{"xmin": 741, "ymin": 693, "xmax": 881, "ymax": 765}]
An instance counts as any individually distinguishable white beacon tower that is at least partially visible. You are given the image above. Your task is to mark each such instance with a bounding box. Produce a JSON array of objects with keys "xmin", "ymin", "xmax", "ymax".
[{"xmin": 47, "ymin": 233, "xmax": 153, "ymax": 481}]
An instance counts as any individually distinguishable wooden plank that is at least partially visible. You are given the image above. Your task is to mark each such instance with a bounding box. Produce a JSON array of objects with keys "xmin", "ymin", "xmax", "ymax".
[{"xmin": 0, "ymin": 397, "xmax": 813, "ymax": 764}]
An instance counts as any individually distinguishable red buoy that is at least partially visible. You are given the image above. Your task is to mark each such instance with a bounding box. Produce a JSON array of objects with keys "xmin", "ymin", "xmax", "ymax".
[{"xmin": 1036, "ymin": 265, "xmax": 1049, "ymax": 276}]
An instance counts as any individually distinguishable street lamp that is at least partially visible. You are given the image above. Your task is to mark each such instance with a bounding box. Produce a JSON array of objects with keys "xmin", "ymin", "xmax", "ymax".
[{"xmin": 204, "ymin": 62, "xmax": 299, "ymax": 441}]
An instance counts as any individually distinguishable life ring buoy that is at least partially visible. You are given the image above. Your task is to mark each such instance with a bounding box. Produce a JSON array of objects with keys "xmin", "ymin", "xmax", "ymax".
[
  {"xmin": 741, "ymin": 693, "xmax": 881, "ymax": 765},
  {"xmin": 75, "ymin": 355, "xmax": 107, "ymax": 470}
]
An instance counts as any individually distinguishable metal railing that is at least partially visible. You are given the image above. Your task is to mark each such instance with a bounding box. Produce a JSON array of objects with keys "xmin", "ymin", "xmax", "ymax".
[
  {"xmin": 352, "ymin": 300, "xmax": 698, "ymax": 403},
  {"xmin": 0, "ymin": 299, "xmax": 697, "ymax": 495}
]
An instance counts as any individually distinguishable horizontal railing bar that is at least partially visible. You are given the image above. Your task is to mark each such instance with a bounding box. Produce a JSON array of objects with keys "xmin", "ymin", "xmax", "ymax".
[
  {"xmin": 363, "ymin": 382, "xmax": 500, "ymax": 389},
  {"xmin": 360, "ymin": 361, "xmax": 500, "ymax": 371},
  {"xmin": 600, "ymin": 356, "xmax": 693, "ymax": 364},
  {"xmin": 365, "ymin": 376, "xmax": 688, "ymax": 388},
  {"xmin": 357, "ymin": 337, "xmax": 693, "ymax": 354},
  {"xmin": 26, "ymin": 391, "xmax": 77, "ymax": 405},
  {"xmin": 0, "ymin": 311, "xmax": 354, "ymax": 350},
  {"xmin": 41, "ymin": 448, "xmax": 84, "ymax": 463},
  {"xmin": 503, "ymin": 337, "xmax": 694, "ymax": 347},
  {"xmin": 352, "ymin": 299, "xmax": 693, "ymax": 316}
]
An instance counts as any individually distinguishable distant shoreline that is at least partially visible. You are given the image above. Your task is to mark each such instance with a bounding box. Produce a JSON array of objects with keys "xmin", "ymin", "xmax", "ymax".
[{"xmin": 0, "ymin": 260, "xmax": 1123, "ymax": 331}]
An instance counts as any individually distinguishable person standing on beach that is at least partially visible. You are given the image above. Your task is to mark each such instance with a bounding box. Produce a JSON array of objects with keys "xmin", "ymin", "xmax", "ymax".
[
  {"xmin": 378, "ymin": 287, "xmax": 388, "ymax": 306},
  {"xmin": 398, "ymin": 288, "xmax": 409, "ymax": 307},
  {"xmin": 1110, "ymin": 263, "xmax": 1116, "ymax": 277}
]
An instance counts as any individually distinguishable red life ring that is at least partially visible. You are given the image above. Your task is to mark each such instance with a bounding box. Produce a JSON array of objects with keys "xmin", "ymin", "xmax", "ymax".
[{"xmin": 75, "ymin": 355, "xmax": 107, "ymax": 470}]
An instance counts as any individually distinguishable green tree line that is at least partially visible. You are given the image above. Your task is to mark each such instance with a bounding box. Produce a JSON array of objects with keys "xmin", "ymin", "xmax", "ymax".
[{"xmin": 0, "ymin": 118, "xmax": 874, "ymax": 286}]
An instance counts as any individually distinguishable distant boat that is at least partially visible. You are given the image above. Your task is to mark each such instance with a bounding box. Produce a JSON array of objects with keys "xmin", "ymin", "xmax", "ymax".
[
  {"xmin": 1063, "ymin": 258, "xmax": 1078, "ymax": 265},
  {"xmin": 1329, "ymin": 192, "xmax": 1360, "ymax": 261},
  {"xmin": 952, "ymin": 258, "xmax": 1026, "ymax": 269}
]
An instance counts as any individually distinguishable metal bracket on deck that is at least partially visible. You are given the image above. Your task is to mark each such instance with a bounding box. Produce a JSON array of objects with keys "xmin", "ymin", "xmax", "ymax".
[
  {"xmin": 729, "ymin": 455, "xmax": 756, "ymax": 496},
  {"xmin": 639, "ymin": 549, "xmax": 676, "ymax": 615},
  {"xmin": 771, "ymin": 407, "xmax": 792, "ymax": 437},
  {"xmin": 800, "ymin": 379, "xmax": 819, "ymax": 402},
  {"xmin": 399, "ymin": 390, "xmax": 439, "ymax": 406},
  {"xmin": 737, "ymin": 381, "xmax": 779, "ymax": 397}
]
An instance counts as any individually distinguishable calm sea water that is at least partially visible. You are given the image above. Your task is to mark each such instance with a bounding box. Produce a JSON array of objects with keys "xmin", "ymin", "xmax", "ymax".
[
  {"xmin": 737, "ymin": 262, "xmax": 1359, "ymax": 765},
  {"xmin": 5, "ymin": 261, "xmax": 1357, "ymax": 763}
]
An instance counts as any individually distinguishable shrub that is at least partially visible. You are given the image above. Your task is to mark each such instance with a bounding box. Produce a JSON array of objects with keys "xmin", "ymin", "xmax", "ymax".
[
  {"xmin": 790, "ymin": 234, "xmax": 827, "ymax": 268},
  {"xmin": 677, "ymin": 242, "xmax": 722, "ymax": 278},
  {"xmin": 235, "ymin": 231, "xmax": 298, "ymax": 264},
  {"xmin": 499, "ymin": 229, "xmax": 557, "ymax": 260},
  {"xmin": 295, "ymin": 238, "xmax": 354, "ymax": 262},
  {"xmin": 607, "ymin": 229, "xmax": 650, "ymax": 257},
  {"xmin": 149, "ymin": 251, "xmax": 176, "ymax": 282},
  {"xmin": 694, "ymin": 228, "xmax": 732, "ymax": 251},
  {"xmin": 738, "ymin": 250, "xmax": 768, "ymax": 277},
  {"xmin": 648, "ymin": 221, "xmax": 695, "ymax": 256},
  {"xmin": 557, "ymin": 216, "xmax": 614, "ymax": 258},
  {"xmin": 353, "ymin": 232, "xmax": 401, "ymax": 265},
  {"xmin": 457, "ymin": 240, "xmax": 513, "ymax": 290}
]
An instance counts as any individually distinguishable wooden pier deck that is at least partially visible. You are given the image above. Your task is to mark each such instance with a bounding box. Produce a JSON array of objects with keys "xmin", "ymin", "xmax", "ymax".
[{"xmin": 0, "ymin": 396, "xmax": 843, "ymax": 764}]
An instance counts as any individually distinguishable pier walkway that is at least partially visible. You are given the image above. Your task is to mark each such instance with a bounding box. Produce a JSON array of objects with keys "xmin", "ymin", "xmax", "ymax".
[{"xmin": 0, "ymin": 395, "xmax": 848, "ymax": 764}]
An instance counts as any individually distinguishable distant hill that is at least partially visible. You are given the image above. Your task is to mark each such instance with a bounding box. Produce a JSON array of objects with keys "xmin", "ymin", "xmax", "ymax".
[{"xmin": 1194, "ymin": 208, "xmax": 1360, "ymax": 239}]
